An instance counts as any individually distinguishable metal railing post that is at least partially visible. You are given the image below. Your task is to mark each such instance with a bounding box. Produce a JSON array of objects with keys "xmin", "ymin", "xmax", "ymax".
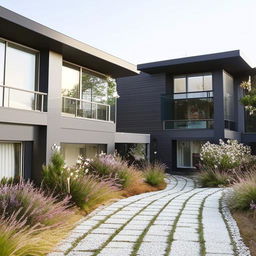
[
  {"xmin": 75, "ymin": 99, "xmax": 78, "ymax": 117},
  {"xmin": 95, "ymin": 102, "xmax": 98, "ymax": 120},
  {"xmin": 41, "ymin": 95, "xmax": 44, "ymax": 112},
  {"xmin": 34, "ymin": 93, "xmax": 37, "ymax": 111}
]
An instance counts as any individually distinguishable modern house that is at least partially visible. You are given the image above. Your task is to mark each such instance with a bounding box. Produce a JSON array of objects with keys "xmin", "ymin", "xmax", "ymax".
[
  {"xmin": 117, "ymin": 51, "xmax": 256, "ymax": 172},
  {"xmin": 0, "ymin": 7, "xmax": 150, "ymax": 182}
]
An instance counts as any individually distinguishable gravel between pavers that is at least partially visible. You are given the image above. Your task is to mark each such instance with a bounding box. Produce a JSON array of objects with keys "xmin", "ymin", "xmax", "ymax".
[
  {"xmin": 48, "ymin": 176, "xmax": 250, "ymax": 256},
  {"xmin": 221, "ymin": 192, "xmax": 251, "ymax": 256}
]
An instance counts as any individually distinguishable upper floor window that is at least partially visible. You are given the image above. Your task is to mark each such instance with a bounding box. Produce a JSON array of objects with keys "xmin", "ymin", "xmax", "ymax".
[
  {"xmin": 223, "ymin": 71, "xmax": 234, "ymax": 122},
  {"xmin": 62, "ymin": 62, "xmax": 108, "ymax": 103},
  {"xmin": 0, "ymin": 39, "xmax": 43, "ymax": 111},
  {"xmin": 174, "ymin": 74, "xmax": 212, "ymax": 95},
  {"xmin": 61, "ymin": 61, "xmax": 113, "ymax": 121}
]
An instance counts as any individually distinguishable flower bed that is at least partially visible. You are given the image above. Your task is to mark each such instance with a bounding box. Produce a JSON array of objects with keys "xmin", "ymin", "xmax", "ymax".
[{"xmin": 0, "ymin": 152, "xmax": 167, "ymax": 256}]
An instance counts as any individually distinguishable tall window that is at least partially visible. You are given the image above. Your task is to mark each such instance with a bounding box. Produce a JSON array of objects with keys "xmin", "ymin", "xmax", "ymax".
[
  {"xmin": 177, "ymin": 141, "xmax": 203, "ymax": 168},
  {"xmin": 165, "ymin": 73, "xmax": 214, "ymax": 129},
  {"xmin": 0, "ymin": 142, "xmax": 22, "ymax": 179},
  {"xmin": 223, "ymin": 72, "xmax": 234, "ymax": 121},
  {"xmin": 0, "ymin": 39, "xmax": 38, "ymax": 110}
]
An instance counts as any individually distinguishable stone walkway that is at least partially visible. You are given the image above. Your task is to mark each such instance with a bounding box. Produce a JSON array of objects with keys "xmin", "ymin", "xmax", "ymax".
[{"xmin": 50, "ymin": 176, "xmax": 237, "ymax": 256}]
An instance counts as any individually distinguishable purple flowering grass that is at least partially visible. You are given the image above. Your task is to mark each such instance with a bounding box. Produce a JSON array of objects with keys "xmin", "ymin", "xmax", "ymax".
[{"xmin": 0, "ymin": 180, "xmax": 73, "ymax": 227}]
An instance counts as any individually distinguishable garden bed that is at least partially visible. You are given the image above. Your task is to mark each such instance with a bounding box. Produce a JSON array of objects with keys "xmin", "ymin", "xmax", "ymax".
[
  {"xmin": 232, "ymin": 211, "xmax": 256, "ymax": 256},
  {"xmin": 0, "ymin": 152, "xmax": 167, "ymax": 256}
]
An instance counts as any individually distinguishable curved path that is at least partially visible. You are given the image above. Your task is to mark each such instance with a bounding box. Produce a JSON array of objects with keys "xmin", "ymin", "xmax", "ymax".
[{"xmin": 49, "ymin": 176, "xmax": 237, "ymax": 256}]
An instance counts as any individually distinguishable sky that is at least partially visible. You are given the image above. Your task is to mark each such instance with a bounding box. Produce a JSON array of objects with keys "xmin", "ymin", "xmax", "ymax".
[{"xmin": 0, "ymin": 0, "xmax": 255, "ymax": 66}]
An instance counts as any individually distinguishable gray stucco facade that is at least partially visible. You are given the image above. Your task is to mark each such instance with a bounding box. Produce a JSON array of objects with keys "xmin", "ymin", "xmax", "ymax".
[
  {"xmin": 0, "ymin": 7, "xmax": 149, "ymax": 182},
  {"xmin": 117, "ymin": 51, "xmax": 256, "ymax": 172}
]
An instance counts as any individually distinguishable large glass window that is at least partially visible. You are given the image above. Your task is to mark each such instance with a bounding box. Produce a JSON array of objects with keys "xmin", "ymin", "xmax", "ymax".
[
  {"xmin": 177, "ymin": 141, "xmax": 203, "ymax": 168},
  {"xmin": 223, "ymin": 72, "xmax": 234, "ymax": 121},
  {"xmin": 0, "ymin": 40, "xmax": 39, "ymax": 111},
  {"xmin": 62, "ymin": 62, "xmax": 111, "ymax": 121},
  {"xmin": 174, "ymin": 73, "xmax": 212, "ymax": 94},
  {"xmin": 82, "ymin": 69, "xmax": 108, "ymax": 104},
  {"xmin": 0, "ymin": 142, "xmax": 22, "ymax": 179},
  {"xmin": 62, "ymin": 63, "xmax": 80, "ymax": 98},
  {"xmin": 5, "ymin": 44, "xmax": 37, "ymax": 110},
  {"xmin": 61, "ymin": 143, "xmax": 107, "ymax": 166}
]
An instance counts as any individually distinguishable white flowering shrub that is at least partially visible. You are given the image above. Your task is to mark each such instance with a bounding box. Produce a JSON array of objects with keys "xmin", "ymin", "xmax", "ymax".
[{"xmin": 200, "ymin": 139, "xmax": 252, "ymax": 171}]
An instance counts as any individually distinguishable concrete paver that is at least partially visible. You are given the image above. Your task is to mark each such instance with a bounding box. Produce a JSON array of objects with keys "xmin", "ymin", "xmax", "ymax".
[{"xmin": 49, "ymin": 176, "xmax": 237, "ymax": 256}]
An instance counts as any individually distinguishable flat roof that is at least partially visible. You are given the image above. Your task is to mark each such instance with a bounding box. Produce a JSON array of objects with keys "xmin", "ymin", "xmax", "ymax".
[
  {"xmin": 138, "ymin": 50, "xmax": 255, "ymax": 76},
  {"xmin": 0, "ymin": 7, "xmax": 138, "ymax": 78}
]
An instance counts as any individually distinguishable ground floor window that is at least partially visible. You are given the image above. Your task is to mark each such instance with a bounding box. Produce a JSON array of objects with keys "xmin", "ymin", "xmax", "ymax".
[
  {"xmin": 61, "ymin": 143, "xmax": 107, "ymax": 166},
  {"xmin": 0, "ymin": 142, "xmax": 22, "ymax": 179},
  {"xmin": 177, "ymin": 141, "xmax": 204, "ymax": 168},
  {"xmin": 115, "ymin": 143, "xmax": 148, "ymax": 165}
]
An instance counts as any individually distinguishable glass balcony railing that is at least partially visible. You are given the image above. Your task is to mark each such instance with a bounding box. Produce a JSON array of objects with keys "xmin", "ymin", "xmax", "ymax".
[
  {"xmin": 0, "ymin": 85, "xmax": 47, "ymax": 112},
  {"xmin": 62, "ymin": 96, "xmax": 111, "ymax": 121},
  {"xmin": 163, "ymin": 119, "xmax": 214, "ymax": 130}
]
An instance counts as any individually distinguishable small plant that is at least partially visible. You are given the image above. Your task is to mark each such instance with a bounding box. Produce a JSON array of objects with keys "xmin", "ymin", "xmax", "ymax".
[
  {"xmin": 143, "ymin": 162, "xmax": 166, "ymax": 187},
  {"xmin": 80, "ymin": 154, "xmax": 141, "ymax": 189},
  {"xmin": 69, "ymin": 175, "xmax": 119, "ymax": 212},
  {"xmin": 228, "ymin": 173, "xmax": 256, "ymax": 211},
  {"xmin": 197, "ymin": 169, "xmax": 230, "ymax": 187}
]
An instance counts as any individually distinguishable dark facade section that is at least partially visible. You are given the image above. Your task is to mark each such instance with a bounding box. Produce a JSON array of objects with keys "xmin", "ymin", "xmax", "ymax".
[{"xmin": 117, "ymin": 51, "xmax": 256, "ymax": 172}]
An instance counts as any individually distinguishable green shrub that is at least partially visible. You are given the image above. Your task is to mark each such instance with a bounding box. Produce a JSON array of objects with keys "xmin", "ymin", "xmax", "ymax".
[
  {"xmin": 42, "ymin": 151, "xmax": 68, "ymax": 196},
  {"xmin": 200, "ymin": 140, "xmax": 252, "ymax": 172},
  {"xmin": 69, "ymin": 175, "xmax": 119, "ymax": 211},
  {"xmin": 80, "ymin": 154, "xmax": 141, "ymax": 189},
  {"xmin": 143, "ymin": 162, "xmax": 166, "ymax": 187},
  {"xmin": 42, "ymin": 152, "xmax": 119, "ymax": 211},
  {"xmin": 197, "ymin": 169, "xmax": 230, "ymax": 187},
  {"xmin": 228, "ymin": 173, "xmax": 256, "ymax": 210}
]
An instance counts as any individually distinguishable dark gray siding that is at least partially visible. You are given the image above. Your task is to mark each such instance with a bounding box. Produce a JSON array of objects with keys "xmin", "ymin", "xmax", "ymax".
[
  {"xmin": 117, "ymin": 72, "xmax": 166, "ymax": 133},
  {"xmin": 117, "ymin": 72, "xmax": 174, "ymax": 168}
]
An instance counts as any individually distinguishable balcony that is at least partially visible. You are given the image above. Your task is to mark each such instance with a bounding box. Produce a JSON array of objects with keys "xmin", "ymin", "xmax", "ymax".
[
  {"xmin": 62, "ymin": 96, "xmax": 112, "ymax": 122},
  {"xmin": 0, "ymin": 85, "xmax": 47, "ymax": 112},
  {"xmin": 163, "ymin": 119, "xmax": 214, "ymax": 130}
]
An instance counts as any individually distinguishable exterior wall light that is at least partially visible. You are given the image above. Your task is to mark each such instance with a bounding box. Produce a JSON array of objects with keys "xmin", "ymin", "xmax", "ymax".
[{"xmin": 51, "ymin": 143, "xmax": 61, "ymax": 152}]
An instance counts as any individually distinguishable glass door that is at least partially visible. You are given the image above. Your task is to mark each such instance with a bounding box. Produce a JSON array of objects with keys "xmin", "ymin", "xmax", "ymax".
[{"xmin": 177, "ymin": 141, "xmax": 203, "ymax": 168}]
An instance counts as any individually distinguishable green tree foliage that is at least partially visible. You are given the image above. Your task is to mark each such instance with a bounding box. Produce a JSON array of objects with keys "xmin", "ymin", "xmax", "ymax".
[{"xmin": 240, "ymin": 75, "xmax": 256, "ymax": 115}]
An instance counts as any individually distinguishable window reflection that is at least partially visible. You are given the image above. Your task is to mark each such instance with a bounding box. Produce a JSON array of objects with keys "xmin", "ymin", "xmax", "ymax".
[
  {"xmin": 174, "ymin": 73, "xmax": 212, "ymax": 93},
  {"xmin": 62, "ymin": 64, "xmax": 80, "ymax": 98}
]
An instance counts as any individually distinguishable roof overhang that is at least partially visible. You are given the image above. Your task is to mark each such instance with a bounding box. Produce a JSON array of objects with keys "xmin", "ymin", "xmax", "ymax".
[
  {"xmin": 138, "ymin": 50, "xmax": 255, "ymax": 76},
  {"xmin": 0, "ymin": 7, "xmax": 138, "ymax": 78}
]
